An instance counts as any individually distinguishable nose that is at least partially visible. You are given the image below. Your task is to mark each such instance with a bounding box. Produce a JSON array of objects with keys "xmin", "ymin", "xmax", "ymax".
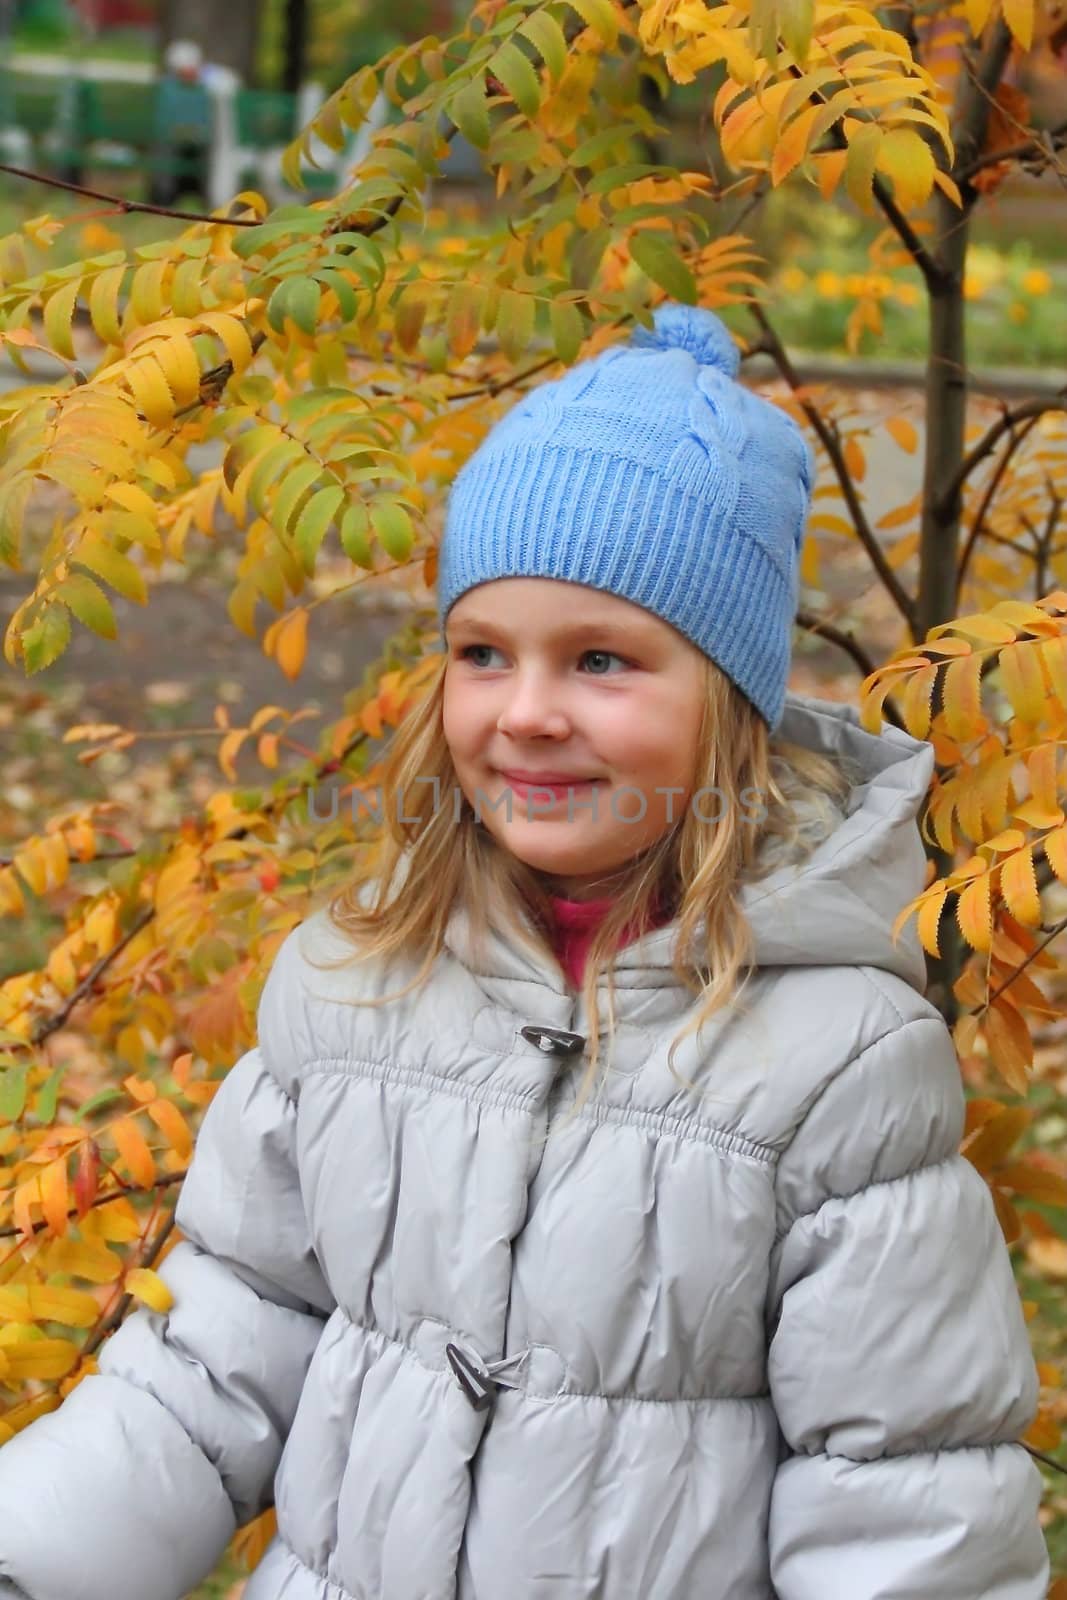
[{"xmin": 495, "ymin": 667, "xmax": 570, "ymax": 740}]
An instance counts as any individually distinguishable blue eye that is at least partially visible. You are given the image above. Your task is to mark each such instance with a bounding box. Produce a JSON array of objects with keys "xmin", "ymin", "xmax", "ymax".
[
  {"xmin": 580, "ymin": 650, "xmax": 626, "ymax": 674},
  {"xmin": 457, "ymin": 644, "xmax": 502, "ymax": 667}
]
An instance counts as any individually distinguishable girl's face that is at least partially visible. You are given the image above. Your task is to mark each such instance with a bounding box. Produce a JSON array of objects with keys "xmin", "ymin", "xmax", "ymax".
[{"xmin": 442, "ymin": 578, "xmax": 707, "ymax": 899}]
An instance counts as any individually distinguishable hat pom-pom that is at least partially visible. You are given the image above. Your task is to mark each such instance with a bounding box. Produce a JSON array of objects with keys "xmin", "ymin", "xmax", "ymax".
[{"xmin": 630, "ymin": 303, "xmax": 741, "ymax": 379}]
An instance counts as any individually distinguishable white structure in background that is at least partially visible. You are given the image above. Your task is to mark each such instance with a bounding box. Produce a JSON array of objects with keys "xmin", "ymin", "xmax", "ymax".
[
  {"xmin": 207, "ymin": 76, "xmax": 391, "ymax": 209},
  {"xmin": 0, "ymin": 51, "xmax": 390, "ymax": 207}
]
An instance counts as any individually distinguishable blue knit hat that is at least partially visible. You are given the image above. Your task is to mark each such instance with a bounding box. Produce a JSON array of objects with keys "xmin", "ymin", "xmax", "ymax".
[{"xmin": 436, "ymin": 302, "xmax": 815, "ymax": 731}]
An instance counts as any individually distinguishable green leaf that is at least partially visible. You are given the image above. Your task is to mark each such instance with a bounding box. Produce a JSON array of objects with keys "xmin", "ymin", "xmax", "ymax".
[
  {"xmin": 288, "ymin": 277, "xmax": 322, "ymax": 337},
  {"xmin": 72, "ymin": 1086, "xmax": 125, "ymax": 1123},
  {"xmin": 248, "ymin": 438, "xmax": 306, "ymax": 514},
  {"xmin": 845, "ymin": 123, "xmax": 883, "ymax": 212},
  {"xmin": 371, "ymin": 499, "xmax": 414, "ymax": 562},
  {"xmin": 315, "ymin": 268, "xmax": 359, "ymax": 323},
  {"xmin": 571, "ymin": 226, "xmax": 611, "ymax": 291},
  {"xmin": 571, "ymin": 126, "xmax": 638, "ymax": 167},
  {"xmin": 21, "ymin": 604, "xmax": 71, "ymax": 674},
  {"xmin": 452, "ymin": 75, "xmax": 490, "ymax": 151},
  {"xmin": 52, "ymin": 574, "xmax": 118, "ymax": 639},
  {"xmin": 0, "ymin": 1063, "xmax": 28, "ymax": 1123},
  {"xmin": 293, "ymin": 485, "xmax": 345, "ymax": 571},
  {"xmin": 34, "ymin": 1065, "xmax": 64, "ymax": 1124},
  {"xmin": 587, "ymin": 162, "xmax": 665, "ymax": 195},
  {"xmin": 341, "ymin": 501, "xmax": 374, "ymax": 568},
  {"xmin": 497, "ymin": 287, "xmax": 537, "ymax": 363},
  {"xmin": 518, "ymin": 10, "xmax": 568, "ymax": 82},
  {"xmin": 488, "ymin": 39, "xmax": 542, "ymax": 119},
  {"xmin": 563, "ymin": 0, "xmax": 619, "ymax": 46},
  {"xmin": 267, "ymin": 275, "xmax": 322, "ymax": 336},
  {"xmin": 273, "ymin": 459, "xmax": 324, "ymax": 535},
  {"xmin": 629, "ymin": 232, "xmax": 697, "ymax": 303},
  {"xmin": 549, "ymin": 299, "xmax": 586, "ymax": 364}
]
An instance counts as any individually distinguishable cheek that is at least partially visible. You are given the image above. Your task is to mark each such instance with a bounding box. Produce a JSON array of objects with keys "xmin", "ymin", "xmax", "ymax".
[{"xmin": 441, "ymin": 673, "xmax": 482, "ymax": 761}]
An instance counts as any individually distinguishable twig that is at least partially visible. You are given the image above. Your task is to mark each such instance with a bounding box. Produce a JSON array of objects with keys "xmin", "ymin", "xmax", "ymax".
[
  {"xmin": 944, "ymin": 394, "xmax": 1067, "ymax": 511},
  {"xmin": 1024, "ymin": 1444, "xmax": 1067, "ymax": 1479},
  {"xmin": 955, "ymin": 413, "xmax": 1043, "ymax": 601},
  {"xmin": 750, "ymin": 303, "xmax": 917, "ymax": 631},
  {"xmin": 82, "ymin": 1211, "xmax": 176, "ymax": 1360},
  {"xmin": 0, "ymin": 1171, "xmax": 186, "ymax": 1240},
  {"xmin": 956, "ymin": 117, "xmax": 1067, "ymax": 185},
  {"xmin": 33, "ymin": 906, "xmax": 155, "ymax": 1047},
  {"xmin": 0, "ymin": 163, "xmax": 261, "ymax": 228}
]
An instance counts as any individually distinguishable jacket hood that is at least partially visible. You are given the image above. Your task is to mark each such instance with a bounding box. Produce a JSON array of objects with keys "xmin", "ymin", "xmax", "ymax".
[{"xmin": 441, "ymin": 690, "xmax": 935, "ymax": 1000}]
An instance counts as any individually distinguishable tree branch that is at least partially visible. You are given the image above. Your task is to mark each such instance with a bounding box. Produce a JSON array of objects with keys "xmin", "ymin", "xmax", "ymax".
[
  {"xmin": 0, "ymin": 163, "xmax": 261, "ymax": 227},
  {"xmin": 0, "ymin": 1170, "xmax": 185, "ymax": 1240},
  {"xmin": 795, "ymin": 608, "xmax": 906, "ymax": 729},
  {"xmin": 944, "ymin": 393, "xmax": 1067, "ymax": 511},
  {"xmin": 956, "ymin": 116, "xmax": 1067, "ymax": 185},
  {"xmin": 955, "ymin": 412, "xmax": 1043, "ymax": 601},
  {"xmin": 750, "ymin": 303, "xmax": 918, "ymax": 632},
  {"xmin": 952, "ymin": 19, "xmax": 1016, "ymax": 198}
]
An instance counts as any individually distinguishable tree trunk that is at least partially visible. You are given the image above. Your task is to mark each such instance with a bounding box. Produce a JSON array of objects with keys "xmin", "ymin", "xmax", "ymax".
[
  {"xmin": 158, "ymin": 0, "xmax": 264, "ymax": 84},
  {"xmin": 918, "ymin": 19, "xmax": 1014, "ymax": 1023},
  {"xmin": 282, "ymin": 0, "xmax": 309, "ymax": 95}
]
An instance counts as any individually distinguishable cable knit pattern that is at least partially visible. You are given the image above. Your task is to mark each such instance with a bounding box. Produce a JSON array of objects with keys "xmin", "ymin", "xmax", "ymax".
[{"xmin": 437, "ymin": 302, "xmax": 815, "ymax": 730}]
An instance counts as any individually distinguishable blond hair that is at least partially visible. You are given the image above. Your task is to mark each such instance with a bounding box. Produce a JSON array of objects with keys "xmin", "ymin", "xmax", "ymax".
[{"xmin": 320, "ymin": 652, "xmax": 857, "ymax": 1119}]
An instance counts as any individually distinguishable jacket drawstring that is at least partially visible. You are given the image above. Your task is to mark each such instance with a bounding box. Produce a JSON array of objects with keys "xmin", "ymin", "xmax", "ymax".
[{"xmin": 445, "ymin": 1342, "xmax": 530, "ymax": 1412}]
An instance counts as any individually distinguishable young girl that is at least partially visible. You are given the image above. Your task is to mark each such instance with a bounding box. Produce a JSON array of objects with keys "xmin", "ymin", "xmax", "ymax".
[{"xmin": 0, "ymin": 303, "xmax": 1048, "ymax": 1600}]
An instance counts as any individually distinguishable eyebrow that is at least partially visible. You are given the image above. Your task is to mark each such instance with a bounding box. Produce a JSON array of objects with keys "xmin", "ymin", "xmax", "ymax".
[{"xmin": 447, "ymin": 616, "xmax": 649, "ymax": 645}]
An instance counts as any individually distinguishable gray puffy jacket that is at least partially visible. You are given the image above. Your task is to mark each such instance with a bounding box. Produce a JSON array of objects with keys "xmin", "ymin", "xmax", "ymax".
[{"xmin": 0, "ymin": 692, "xmax": 1049, "ymax": 1600}]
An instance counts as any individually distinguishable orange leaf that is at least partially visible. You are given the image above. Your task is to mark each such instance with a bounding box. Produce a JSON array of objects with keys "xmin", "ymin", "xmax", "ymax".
[
  {"xmin": 998, "ymin": 844, "xmax": 1041, "ymax": 926},
  {"xmin": 40, "ymin": 1157, "xmax": 70, "ymax": 1237},
  {"xmin": 982, "ymin": 998, "xmax": 1033, "ymax": 1093},
  {"xmin": 956, "ymin": 867, "xmax": 993, "ymax": 951},
  {"xmin": 111, "ymin": 1117, "xmax": 156, "ymax": 1188},
  {"xmin": 146, "ymin": 1099, "xmax": 193, "ymax": 1161},
  {"xmin": 885, "ymin": 415, "xmax": 918, "ymax": 453},
  {"xmin": 274, "ymin": 609, "xmax": 309, "ymax": 681}
]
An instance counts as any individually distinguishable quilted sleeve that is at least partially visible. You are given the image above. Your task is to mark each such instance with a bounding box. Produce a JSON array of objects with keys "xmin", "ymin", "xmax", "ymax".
[
  {"xmin": 766, "ymin": 999, "xmax": 1049, "ymax": 1600},
  {"xmin": 0, "ymin": 926, "xmax": 334, "ymax": 1600}
]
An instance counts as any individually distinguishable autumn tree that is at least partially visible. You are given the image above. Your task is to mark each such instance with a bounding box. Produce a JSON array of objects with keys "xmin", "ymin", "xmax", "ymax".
[{"xmin": 0, "ymin": 0, "xmax": 1066, "ymax": 1586}]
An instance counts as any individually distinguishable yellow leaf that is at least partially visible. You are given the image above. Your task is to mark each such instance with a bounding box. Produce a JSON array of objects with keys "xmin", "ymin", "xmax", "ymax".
[
  {"xmin": 875, "ymin": 127, "xmax": 935, "ymax": 210},
  {"xmin": 89, "ymin": 262, "xmax": 127, "ymax": 346},
  {"xmin": 956, "ymin": 869, "xmax": 992, "ymax": 951},
  {"xmin": 83, "ymin": 1196, "xmax": 140, "ymax": 1242},
  {"xmin": 3, "ymin": 1338, "xmax": 80, "ymax": 1382},
  {"xmin": 28, "ymin": 1284, "xmax": 101, "ymax": 1328},
  {"xmin": 1043, "ymin": 821, "xmax": 1067, "ymax": 883},
  {"xmin": 126, "ymin": 1267, "xmax": 174, "ymax": 1314},
  {"xmin": 940, "ymin": 654, "xmax": 984, "ymax": 742},
  {"xmin": 196, "ymin": 312, "xmax": 255, "ymax": 375},
  {"xmin": 965, "ymin": 0, "xmax": 996, "ymax": 32},
  {"xmin": 43, "ymin": 279, "xmax": 81, "ymax": 363},
  {"xmin": 111, "ymin": 1116, "xmax": 156, "ymax": 1188},
  {"xmin": 44, "ymin": 1235, "xmax": 121, "ymax": 1283},
  {"xmin": 1001, "ymin": 0, "xmax": 1033, "ymax": 49},
  {"xmin": 0, "ymin": 1287, "xmax": 31, "ymax": 1323},
  {"xmin": 916, "ymin": 885, "xmax": 948, "ymax": 956},
  {"xmin": 999, "ymin": 641, "xmax": 1048, "ymax": 724},
  {"xmin": 127, "ymin": 357, "xmax": 176, "ymax": 428},
  {"xmin": 998, "ymin": 844, "xmax": 1041, "ymax": 926}
]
